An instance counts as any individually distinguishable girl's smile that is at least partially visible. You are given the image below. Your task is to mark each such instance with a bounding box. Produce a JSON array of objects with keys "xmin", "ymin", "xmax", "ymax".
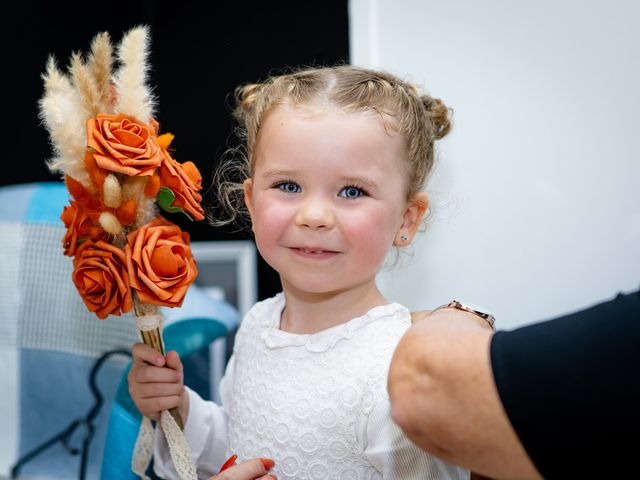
[
  {"xmin": 243, "ymin": 106, "xmax": 417, "ymax": 303},
  {"xmin": 289, "ymin": 246, "xmax": 341, "ymax": 259}
]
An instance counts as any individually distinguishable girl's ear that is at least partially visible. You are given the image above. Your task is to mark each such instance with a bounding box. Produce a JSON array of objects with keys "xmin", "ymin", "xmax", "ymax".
[
  {"xmin": 394, "ymin": 192, "xmax": 429, "ymax": 246},
  {"xmin": 243, "ymin": 178, "xmax": 255, "ymax": 232}
]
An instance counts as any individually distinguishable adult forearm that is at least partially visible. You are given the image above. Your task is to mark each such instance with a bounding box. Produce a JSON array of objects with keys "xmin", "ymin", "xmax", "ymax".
[
  {"xmin": 389, "ymin": 310, "xmax": 488, "ymax": 453},
  {"xmin": 389, "ymin": 310, "xmax": 542, "ymax": 479}
]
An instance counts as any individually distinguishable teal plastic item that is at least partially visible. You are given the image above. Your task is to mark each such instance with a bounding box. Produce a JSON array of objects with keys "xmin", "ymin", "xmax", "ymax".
[
  {"xmin": 100, "ymin": 317, "xmax": 230, "ymax": 480},
  {"xmin": 165, "ymin": 318, "xmax": 228, "ymax": 358}
]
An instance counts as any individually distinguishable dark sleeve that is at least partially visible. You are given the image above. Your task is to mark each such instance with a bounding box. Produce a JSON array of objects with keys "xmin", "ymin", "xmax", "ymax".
[{"xmin": 490, "ymin": 288, "xmax": 640, "ymax": 479}]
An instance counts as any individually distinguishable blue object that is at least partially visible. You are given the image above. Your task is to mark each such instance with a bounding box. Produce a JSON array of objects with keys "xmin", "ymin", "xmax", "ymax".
[{"xmin": 24, "ymin": 182, "xmax": 70, "ymax": 224}]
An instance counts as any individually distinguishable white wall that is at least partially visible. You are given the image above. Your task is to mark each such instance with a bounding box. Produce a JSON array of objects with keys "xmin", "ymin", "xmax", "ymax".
[{"xmin": 351, "ymin": 0, "xmax": 640, "ymax": 328}]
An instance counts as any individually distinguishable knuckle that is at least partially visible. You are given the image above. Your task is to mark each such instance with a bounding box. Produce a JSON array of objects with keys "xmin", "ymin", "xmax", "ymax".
[
  {"xmin": 148, "ymin": 383, "xmax": 167, "ymax": 397},
  {"xmin": 140, "ymin": 367, "xmax": 157, "ymax": 383}
]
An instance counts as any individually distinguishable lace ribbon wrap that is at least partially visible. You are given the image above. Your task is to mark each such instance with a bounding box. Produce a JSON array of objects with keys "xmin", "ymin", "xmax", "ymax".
[{"xmin": 132, "ymin": 312, "xmax": 197, "ymax": 480}]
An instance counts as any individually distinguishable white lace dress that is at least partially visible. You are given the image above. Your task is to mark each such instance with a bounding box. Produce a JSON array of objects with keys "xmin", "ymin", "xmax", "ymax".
[{"xmin": 154, "ymin": 292, "xmax": 469, "ymax": 480}]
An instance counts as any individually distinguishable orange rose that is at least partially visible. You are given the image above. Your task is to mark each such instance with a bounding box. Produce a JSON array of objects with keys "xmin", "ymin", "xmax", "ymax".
[
  {"xmin": 125, "ymin": 216, "xmax": 198, "ymax": 308},
  {"xmin": 87, "ymin": 113, "xmax": 162, "ymax": 176},
  {"xmin": 72, "ymin": 240, "xmax": 133, "ymax": 319},
  {"xmin": 158, "ymin": 153, "xmax": 205, "ymax": 220},
  {"xmin": 60, "ymin": 200, "xmax": 105, "ymax": 256},
  {"xmin": 61, "ymin": 200, "xmax": 92, "ymax": 256}
]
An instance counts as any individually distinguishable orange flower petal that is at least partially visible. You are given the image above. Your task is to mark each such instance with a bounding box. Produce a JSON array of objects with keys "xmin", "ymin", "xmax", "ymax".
[
  {"xmin": 181, "ymin": 161, "xmax": 202, "ymax": 185},
  {"xmin": 150, "ymin": 245, "xmax": 179, "ymax": 277},
  {"xmin": 65, "ymin": 176, "xmax": 91, "ymax": 203},
  {"xmin": 157, "ymin": 132, "xmax": 174, "ymax": 150},
  {"xmin": 144, "ymin": 174, "xmax": 161, "ymax": 198},
  {"xmin": 116, "ymin": 199, "xmax": 138, "ymax": 226},
  {"xmin": 84, "ymin": 150, "xmax": 108, "ymax": 192}
]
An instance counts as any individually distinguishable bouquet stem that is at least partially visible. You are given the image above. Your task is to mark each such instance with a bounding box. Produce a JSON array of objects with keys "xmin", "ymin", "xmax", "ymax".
[{"xmin": 134, "ymin": 296, "xmax": 184, "ymax": 430}]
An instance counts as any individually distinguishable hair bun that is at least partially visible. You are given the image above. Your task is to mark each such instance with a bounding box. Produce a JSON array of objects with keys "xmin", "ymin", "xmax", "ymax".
[{"xmin": 421, "ymin": 95, "xmax": 452, "ymax": 140}]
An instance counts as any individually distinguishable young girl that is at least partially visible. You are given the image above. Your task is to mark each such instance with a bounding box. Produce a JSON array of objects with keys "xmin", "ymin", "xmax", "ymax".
[{"xmin": 129, "ymin": 65, "xmax": 468, "ymax": 480}]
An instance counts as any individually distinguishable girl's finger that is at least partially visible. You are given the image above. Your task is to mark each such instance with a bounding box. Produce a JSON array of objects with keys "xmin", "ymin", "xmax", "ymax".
[
  {"xmin": 165, "ymin": 350, "xmax": 184, "ymax": 374},
  {"xmin": 138, "ymin": 395, "xmax": 183, "ymax": 418},
  {"xmin": 133, "ymin": 365, "xmax": 182, "ymax": 384},
  {"xmin": 132, "ymin": 342, "xmax": 166, "ymax": 366},
  {"xmin": 137, "ymin": 382, "xmax": 185, "ymax": 399}
]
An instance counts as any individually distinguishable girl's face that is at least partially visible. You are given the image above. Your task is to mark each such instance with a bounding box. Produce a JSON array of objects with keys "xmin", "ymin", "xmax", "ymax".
[{"xmin": 244, "ymin": 106, "xmax": 424, "ymax": 296}]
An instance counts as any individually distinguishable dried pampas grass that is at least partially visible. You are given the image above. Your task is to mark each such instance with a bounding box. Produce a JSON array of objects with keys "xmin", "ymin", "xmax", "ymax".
[
  {"xmin": 39, "ymin": 25, "xmax": 155, "ymax": 184},
  {"xmin": 113, "ymin": 25, "xmax": 156, "ymax": 123}
]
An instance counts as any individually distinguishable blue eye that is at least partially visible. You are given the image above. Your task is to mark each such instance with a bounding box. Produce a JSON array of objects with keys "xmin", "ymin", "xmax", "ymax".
[
  {"xmin": 277, "ymin": 182, "xmax": 301, "ymax": 193},
  {"xmin": 339, "ymin": 186, "xmax": 365, "ymax": 199}
]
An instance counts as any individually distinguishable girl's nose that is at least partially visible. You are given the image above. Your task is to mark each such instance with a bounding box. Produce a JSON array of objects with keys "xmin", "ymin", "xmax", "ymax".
[{"xmin": 295, "ymin": 196, "xmax": 335, "ymax": 229}]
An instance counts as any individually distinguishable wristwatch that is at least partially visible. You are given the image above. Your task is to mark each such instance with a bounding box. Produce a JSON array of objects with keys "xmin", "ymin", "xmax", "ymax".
[{"xmin": 436, "ymin": 300, "xmax": 496, "ymax": 330}]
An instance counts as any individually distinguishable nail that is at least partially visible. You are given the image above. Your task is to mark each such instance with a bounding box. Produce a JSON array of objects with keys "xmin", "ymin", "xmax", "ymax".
[
  {"xmin": 218, "ymin": 454, "xmax": 237, "ymax": 473},
  {"xmin": 260, "ymin": 458, "xmax": 275, "ymax": 470},
  {"xmin": 156, "ymin": 356, "xmax": 164, "ymax": 366}
]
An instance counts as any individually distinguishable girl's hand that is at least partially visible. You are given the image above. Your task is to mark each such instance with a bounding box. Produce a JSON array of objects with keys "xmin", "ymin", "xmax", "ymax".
[
  {"xmin": 127, "ymin": 342, "xmax": 188, "ymax": 421},
  {"xmin": 209, "ymin": 458, "xmax": 276, "ymax": 480}
]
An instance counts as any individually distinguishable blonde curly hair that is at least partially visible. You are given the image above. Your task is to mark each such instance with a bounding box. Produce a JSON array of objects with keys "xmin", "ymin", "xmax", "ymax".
[{"xmin": 209, "ymin": 65, "xmax": 451, "ymax": 228}]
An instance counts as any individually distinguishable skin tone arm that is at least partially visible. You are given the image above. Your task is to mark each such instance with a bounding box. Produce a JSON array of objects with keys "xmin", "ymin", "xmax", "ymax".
[{"xmin": 388, "ymin": 309, "xmax": 542, "ymax": 480}]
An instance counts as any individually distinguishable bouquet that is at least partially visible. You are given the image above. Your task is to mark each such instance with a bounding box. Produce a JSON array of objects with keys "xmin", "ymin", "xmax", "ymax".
[{"xmin": 39, "ymin": 25, "xmax": 200, "ymax": 479}]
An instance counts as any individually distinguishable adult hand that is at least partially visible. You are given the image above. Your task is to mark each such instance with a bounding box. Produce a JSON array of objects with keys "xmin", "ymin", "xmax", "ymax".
[{"xmin": 209, "ymin": 458, "xmax": 276, "ymax": 480}]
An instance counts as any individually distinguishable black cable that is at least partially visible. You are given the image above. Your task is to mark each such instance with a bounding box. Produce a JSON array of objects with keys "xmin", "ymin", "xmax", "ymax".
[{"xmin": 10, "ymin": 349, "xmax": 132, "ymax": 480}]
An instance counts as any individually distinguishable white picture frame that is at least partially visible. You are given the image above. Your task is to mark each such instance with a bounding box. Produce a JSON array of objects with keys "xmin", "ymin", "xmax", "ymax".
[{"xmin": 190, "ymin": 240, "xmax": 258, "ymax": 317}]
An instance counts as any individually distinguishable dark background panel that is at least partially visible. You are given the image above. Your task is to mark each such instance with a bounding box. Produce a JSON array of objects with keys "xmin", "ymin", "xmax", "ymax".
[{"xmin": 5, "ymin": 1, "xmax": 350, "ymax": 300}]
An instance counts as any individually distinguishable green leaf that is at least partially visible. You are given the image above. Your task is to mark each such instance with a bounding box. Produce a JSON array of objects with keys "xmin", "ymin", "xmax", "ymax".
[{"xmin": 156, "ymin": 186, "xmax": 193, "ymax": 221}]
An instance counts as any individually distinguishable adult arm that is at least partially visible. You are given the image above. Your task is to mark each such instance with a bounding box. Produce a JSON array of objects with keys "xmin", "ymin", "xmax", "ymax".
[{"xmin": 387, "ymin": 309, "xmax": 541, "ymax": 480}]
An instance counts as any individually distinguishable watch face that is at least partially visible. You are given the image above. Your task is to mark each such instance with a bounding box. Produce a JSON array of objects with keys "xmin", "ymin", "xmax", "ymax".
[
  {"xmin": 452, "ymin": 300, "xmax": 491, "ymax": 316},
  {"xmin": 450, "ymin": 300, "xmax": 495, "ymax": 328}
]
